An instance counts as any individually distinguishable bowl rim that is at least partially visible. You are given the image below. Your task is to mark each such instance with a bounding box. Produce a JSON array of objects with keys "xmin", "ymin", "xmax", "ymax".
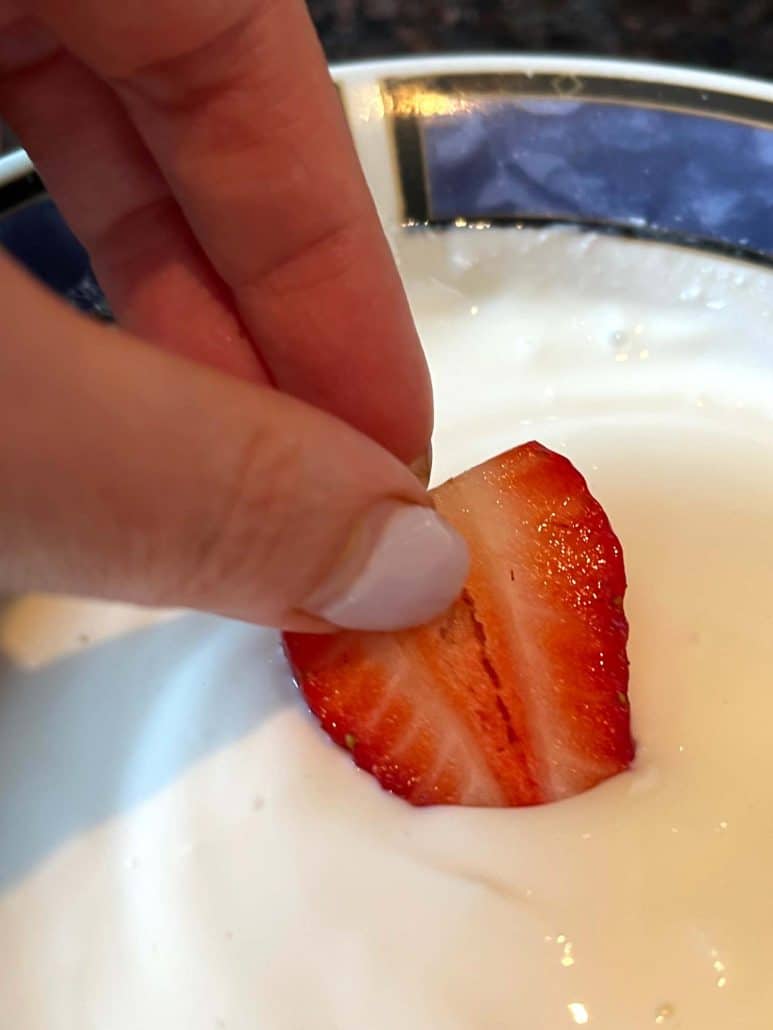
[
  {"xmin": 3, "ymin": 52, "xmax": 773, "ymax": 189},
  {"xmin": 331, "ymin": 52, "xmax": 773, "ymax": 102}
]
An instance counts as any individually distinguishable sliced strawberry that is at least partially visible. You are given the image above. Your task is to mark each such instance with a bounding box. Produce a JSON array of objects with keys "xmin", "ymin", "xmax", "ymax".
[{"xmin": 284, "ymin": 442, "xmax": 633, "ymax": 807}]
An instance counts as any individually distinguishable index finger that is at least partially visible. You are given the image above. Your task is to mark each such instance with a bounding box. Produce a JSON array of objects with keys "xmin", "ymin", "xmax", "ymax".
[{"xmin": 26, "ymin": 0, "xmax": 432, "ymax": 467}]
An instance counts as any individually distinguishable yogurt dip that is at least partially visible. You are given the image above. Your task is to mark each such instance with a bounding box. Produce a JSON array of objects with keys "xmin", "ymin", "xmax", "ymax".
[{"xmin": 1, "ymin": 228, "xmax": 772, "ymax": 1029}]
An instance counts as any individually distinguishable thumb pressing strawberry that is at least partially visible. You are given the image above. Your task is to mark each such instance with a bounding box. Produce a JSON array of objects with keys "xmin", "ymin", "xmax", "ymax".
[{"xmin": 284, "ymin": 442, "xmax": 633, "ymax": 807}]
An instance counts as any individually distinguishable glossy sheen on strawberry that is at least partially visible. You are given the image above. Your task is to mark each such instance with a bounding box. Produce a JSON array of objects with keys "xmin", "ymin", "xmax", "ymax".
[{"xmin": 284, "ymin": 443, "xmax": 633, "ymax": 807}]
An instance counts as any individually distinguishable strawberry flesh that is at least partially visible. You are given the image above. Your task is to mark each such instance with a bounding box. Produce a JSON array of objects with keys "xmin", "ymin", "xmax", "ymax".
[{"xmin": 284, "ymin": 442, "xmax": 633, "ymax": 807}]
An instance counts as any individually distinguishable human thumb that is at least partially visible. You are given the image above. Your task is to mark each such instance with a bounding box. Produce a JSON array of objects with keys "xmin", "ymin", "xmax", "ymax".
[{"xmin": 0, "ymin": 256, "xmax": 468, "ymax": 631}]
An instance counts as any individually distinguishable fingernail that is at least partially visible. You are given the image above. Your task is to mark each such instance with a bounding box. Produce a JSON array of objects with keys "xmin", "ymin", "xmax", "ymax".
[
  {"xmin": 303, "ymin": 501, "xmax": 469, "ymax": 631},
  {"xmin": 409, "ymin": 444, "xmax": 433, "ymax": 487}
]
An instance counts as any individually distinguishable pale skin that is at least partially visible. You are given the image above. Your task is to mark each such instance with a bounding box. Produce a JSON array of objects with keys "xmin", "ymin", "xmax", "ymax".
[{"xmin": 0, "ymin": 1, "xmax": 469, "ymax": 632}]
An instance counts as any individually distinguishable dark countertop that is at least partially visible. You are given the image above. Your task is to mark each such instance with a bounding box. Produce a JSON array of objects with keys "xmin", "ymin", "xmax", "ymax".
[{"xmin": 310, "ymin": 1, "xmax": 773, "ymax": 79}]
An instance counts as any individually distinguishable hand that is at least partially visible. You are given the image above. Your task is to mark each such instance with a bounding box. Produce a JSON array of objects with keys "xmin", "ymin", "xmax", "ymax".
[{"xmin": 0, "ymin": 0, "xmax": 468, "ymax": 631}]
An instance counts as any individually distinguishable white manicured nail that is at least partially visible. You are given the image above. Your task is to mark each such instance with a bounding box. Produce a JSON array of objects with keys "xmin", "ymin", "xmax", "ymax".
[{"xmin": 303, "ymin": 501, "xmax": 469, "ymax": 631}]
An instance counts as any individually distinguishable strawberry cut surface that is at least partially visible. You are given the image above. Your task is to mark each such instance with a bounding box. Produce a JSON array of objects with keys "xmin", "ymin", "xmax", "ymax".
[{"xmin": 284, "ymin": 442, "xmax": 633, "ymax": 807}]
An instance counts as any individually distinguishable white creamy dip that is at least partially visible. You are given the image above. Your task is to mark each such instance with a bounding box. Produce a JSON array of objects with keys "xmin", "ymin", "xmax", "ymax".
[{"xmin": 1, "ymin": 228, "xmax": 772, "ymax": 1029}]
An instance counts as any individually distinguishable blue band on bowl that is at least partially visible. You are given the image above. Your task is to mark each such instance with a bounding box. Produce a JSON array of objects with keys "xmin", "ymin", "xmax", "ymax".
[{"xmin": 384, "ymin": 73, "xmax": 773, "ymax": 263}]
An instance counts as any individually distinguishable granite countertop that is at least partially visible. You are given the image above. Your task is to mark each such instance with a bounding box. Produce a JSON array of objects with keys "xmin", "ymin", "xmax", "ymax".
[{"xmin": 309, "ymin": 1, "xmax": 773, "ymax": 79}]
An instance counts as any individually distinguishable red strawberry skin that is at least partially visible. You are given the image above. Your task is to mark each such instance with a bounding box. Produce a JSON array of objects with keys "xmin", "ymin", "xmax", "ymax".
[{"xmin": 284, "ymin": 443, "xmax": 633, "ymax": 807}]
